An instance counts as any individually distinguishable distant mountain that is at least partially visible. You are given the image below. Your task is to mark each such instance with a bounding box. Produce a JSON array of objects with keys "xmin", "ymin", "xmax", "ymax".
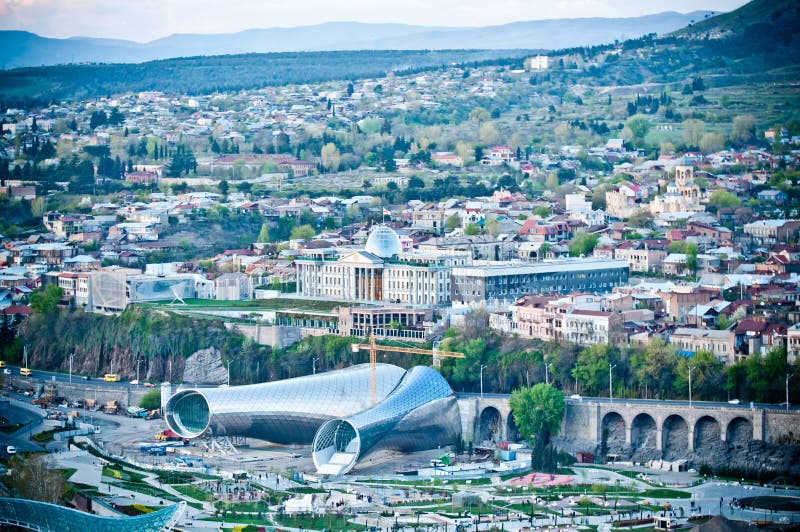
[{"xmin": 0, "ymin": 12, "xmax": 715, "ymax": 69}]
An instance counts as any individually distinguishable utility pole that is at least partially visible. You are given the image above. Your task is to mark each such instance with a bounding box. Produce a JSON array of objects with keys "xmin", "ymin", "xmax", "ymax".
[
  {"xmin": 136, "ymin": 358, "xmax": 141, "ymax": 384},
  {"xmin": 69, "ymin": 353, "xmax": 73, "ymax": 384},
  {"xmin": 545, "ymin": 362, "xmax": 553, "ymax": 385},
  {"xmin": 227, "ymin": 359, "xmax": 231, "ymax": 386},
  {"xmin": 480, "ymin": 364, "xmax": 488, "ymax": 399},
  {"xmin": 609, "ymin": 363, "xmax": 616, "ymax": 404}
]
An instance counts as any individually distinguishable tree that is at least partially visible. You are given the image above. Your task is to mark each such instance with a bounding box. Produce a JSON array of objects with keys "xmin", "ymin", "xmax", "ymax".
[
  {"xmin": 290, "ymin": 224, "xmax": 315, "ymax": 241},
  {"xmin": 732, "ymin": 115, "xmax": 756, "ymax": 144},
  {"xmin": 7, "ymin": 454, "xmax": 65, "ymax": 503},
  {"xmin": 533, "ymin": 206, "xmax": 551, "ymax": 218},
  {"xmin": 674, "ymin": 350, "xmax": 723, "ymax": 401},
  {"xmin": 464, "ymin": 223, "xmax": 481, "ymax": 236},
  {"xmin": 139, "ymin": 389, "xmax": 161, "ymax": 410},
  {"xmin": 573, "ymin": 344, "xmax": 617, "ymax": 397},
  {"xmin": 29, "ymin": 285, "xmax": 63, "ymax": 314},
  {"xmin": 700, "ymin": 132, "xmax": 725, "ymax": 154},
  {"xmin": 625, "ymin": 115, "xmax": 651, "ymax": 144},
  {"xmin": 682, "ymin": 119, "xmax": 706, "ymax": 148},
  {"xmin": 469, "ymin": 107, "xmax": 490, "ymax": 126},
  {"xmin": 445, "ymin": 213, "xmax": 462, "ymax": 231},
  {"xmin": 628, "ymin": 209, "xmax": 653, "ymax": 228},
  {"xmin": 485, "ymin": 217, "xmax": 500, "ymax": 238},
  {"xmin": 509, "ymin": 383, "xmax": 565, "ymax": 445},
  {"xmin": 708, "ymin": 189, "xmax": 740, "ymax": 209},
  {"xmin": 407, "ymin": 176, "xmax": 425, "ymax": 189},
  {"xmin": 568, "ymin": 230, "xmax": 599, "ymax": 257},
  {"xmin": 218, "ymin": 180, "xmax": 229, "ymax": 196},
  {"xmin": 256, "ymin": 223, "xmax": 270, "ymax": 243},
  {"xmin": 320, "ymin": 142, "xmax": 341, "ymax": 172},
  {"xmin": 479, "ymin": 122, "xmax": 499, "ymax": 145}
]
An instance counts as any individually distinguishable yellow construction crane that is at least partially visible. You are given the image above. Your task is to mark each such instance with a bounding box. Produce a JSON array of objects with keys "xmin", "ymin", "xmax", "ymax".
[{"xmin": 352, "ymin": 334, "xmax": 465, "ymax": 405}]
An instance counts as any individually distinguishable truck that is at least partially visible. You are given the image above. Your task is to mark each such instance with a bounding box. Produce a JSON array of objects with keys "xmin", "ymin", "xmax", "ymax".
[
  {"xmin": 103, "ymin": 401, "xmax": 119, "ymax": 414},
  {"xmin": 430, "ymin": 452, "xmax": 455, "ymax": 467},
  {"xmin": 155, "ymin": 429, "xmax": 183, "ymax": 441},
  {"xmin": 127, "ymin": 406, "xmax": 148, "ymax": 418}
]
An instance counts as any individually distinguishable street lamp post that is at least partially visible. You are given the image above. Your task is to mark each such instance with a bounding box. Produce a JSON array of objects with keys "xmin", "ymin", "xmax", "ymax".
[
  {"xmin": 609, "ymin": 363, "xmax": 617, "ymax": 404},
  {"xmin": 480, "ymin": 364, "xmax": 487, "ymax": 399},
  {"xmin": 787, "ymin": 373, "xmax": 793, "ymax": 411},
  {"xmin": 69, "ymin": 353, "xmax": 73, "ymax": 384},
  {"xmin": 227, "ymin": 359, "xmax": 231, "ymax": 386},
  {"xmin": 688, "ymin": 365, "xmax": 695, "ymax": 408},
  {"xmin": 313, "ymin": 357, "xmax": 319, "ymax": 375},
  {"xmin": 545, "ymin": 363, "xmax": 552, "ymax": 385},
  {"xmin": 136, "ymin": 358, "xmax": 141, "ymax": 384}
]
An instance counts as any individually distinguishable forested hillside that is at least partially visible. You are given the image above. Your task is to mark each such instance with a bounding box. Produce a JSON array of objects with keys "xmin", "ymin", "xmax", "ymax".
[
  {"xmin": 12, "ymin": 305, "xmax": 799, "ymax": 404},
  {"xmin": 0, "ymin": 49, "xmax": 529, "ymax": 104}
]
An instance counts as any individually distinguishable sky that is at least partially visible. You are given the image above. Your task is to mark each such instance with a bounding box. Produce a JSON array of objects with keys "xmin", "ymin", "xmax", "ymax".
[{"xmin": 0, "ymin": 0, "xmax": 751, "ymax": 42}]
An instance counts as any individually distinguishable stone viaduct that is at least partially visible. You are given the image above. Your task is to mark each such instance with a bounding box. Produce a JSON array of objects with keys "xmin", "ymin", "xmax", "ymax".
[{"xmin": 456, "ymin": 395, "xmax": 800, "ymax": 457}]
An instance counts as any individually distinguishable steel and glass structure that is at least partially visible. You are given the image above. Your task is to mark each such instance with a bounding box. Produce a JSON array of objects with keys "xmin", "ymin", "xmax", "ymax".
[
  {"xmin": 0, "ymin": 498, "xmax": 184, "ymax": 532},
  {"xmin": 165, "ymin": 363, "xmax": 462, "ymax": 474},
  {"xmin": 311, "ymin": 365, "xmax": 461, "ymax": 475},
  {"xmin": 165, "ymin": 364, "xmax": 407, "ymax": 442}
]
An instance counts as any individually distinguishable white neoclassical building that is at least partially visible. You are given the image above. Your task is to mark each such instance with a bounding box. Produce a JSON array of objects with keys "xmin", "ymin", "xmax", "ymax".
[{"xmin": 295, "ymin": 225, "xmax": 468, "ymax": 306}]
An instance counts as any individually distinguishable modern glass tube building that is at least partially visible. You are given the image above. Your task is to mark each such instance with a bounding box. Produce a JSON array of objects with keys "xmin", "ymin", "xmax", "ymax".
[
  {"xmin": 164, "ymin": 363, "xmax": 462, "ymax": 474},
  {"xmin": 311, "ymin": 365, "xmax": 461, "ymax": 475},
  {"xmin": 165, "ymin": 363, "xmax": 407, "ymax": 443}
]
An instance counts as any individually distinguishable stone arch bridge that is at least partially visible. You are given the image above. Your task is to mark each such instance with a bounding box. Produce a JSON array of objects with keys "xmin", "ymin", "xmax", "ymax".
[{"xmin": 457, "ymin": 395, "xmax": 800, "ymax": 457}]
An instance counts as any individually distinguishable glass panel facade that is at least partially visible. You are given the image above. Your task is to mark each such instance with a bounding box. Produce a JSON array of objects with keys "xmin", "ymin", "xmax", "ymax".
[
  {"xmin": 312, "ymin": 366, "xmax": 461, "ymax": 475},
  {"xmin": 0, "ymin": 497, "xmax": 183, "ymax": 532},
  {"xmin": 165, "ymin": 363, "xmax": 407, "ymax": 443}
]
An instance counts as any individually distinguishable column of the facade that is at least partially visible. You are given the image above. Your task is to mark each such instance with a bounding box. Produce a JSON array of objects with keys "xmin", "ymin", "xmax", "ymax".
[{"xmin": 370, "ymin": 268, "xmax": 375, "ymax": 302}]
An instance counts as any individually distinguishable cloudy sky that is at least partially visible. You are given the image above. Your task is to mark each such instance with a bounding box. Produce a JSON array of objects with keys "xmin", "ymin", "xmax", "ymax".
[{"xmin": 1, "ymin": 0, "xmax": 750, "ymax": 42}]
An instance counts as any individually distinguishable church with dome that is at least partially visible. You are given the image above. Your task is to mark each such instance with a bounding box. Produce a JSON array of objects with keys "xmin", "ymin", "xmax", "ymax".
[{"xmin": 295, "ymin": 225, "xmax": 469, "ymax": 306}]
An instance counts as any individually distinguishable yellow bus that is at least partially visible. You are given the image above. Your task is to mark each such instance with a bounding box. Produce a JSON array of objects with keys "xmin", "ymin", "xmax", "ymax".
[
  {"xmin": 0, "ymin": 361, "xmax": 5, "ymax": 368},
  {"xmin": 103, "ymin": 373, "xmax": 120, "ymax": 382},
  {"xmin": 20, "ymin": 368, "xmax": 32, "ymax": 376}
]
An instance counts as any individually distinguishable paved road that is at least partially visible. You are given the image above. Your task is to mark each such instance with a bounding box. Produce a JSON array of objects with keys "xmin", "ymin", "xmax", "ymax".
[
  {"xmin": 0, "ymin": 398, "xmax": 47, "ymax": 457},
  {"xmin": 4, "ymin": 364, "xmax": 155, "ymax": 389}
]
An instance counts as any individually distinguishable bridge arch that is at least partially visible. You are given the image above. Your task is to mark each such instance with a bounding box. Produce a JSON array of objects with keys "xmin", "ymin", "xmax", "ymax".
[
  {"xmin": 631, "ymin": 413, "xmax": 658, "ymax": 452},
  {"xmin": 693, "ymin": 415, "xmax": 721, "ymax": 450},
  {"xmin": 727, "ymin": 417, "xmax": 753, "ymax": 446},
  {"xmin": 478, "ymin": 406, "xmax": 503, "ymax": 444},
  {"xmin": 506, "ymin": 411, "xmax": 520, "ymax": 442},
  {"xmin": 601, "ymin": 411, "xmax": 626, "ymax": 454},
  {"xmin": 662, "ymin": 414, "xmax": 689, "ymax": 460}
]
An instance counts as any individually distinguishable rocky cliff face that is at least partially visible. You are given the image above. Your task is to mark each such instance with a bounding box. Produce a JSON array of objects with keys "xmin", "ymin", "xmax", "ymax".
[{"xmin": 182, "ymin": 347, "xmax": 228, "ymax": 385}]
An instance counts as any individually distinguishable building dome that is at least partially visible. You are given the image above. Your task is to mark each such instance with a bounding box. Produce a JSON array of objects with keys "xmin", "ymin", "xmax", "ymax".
[{"xmin": 364, "ymin": 225, "xmax": 402, "ymax": 258}]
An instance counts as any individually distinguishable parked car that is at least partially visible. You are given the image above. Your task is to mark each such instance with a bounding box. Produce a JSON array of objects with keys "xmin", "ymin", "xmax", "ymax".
[
  {"xmin": 130, "ymin": 379, "xmax": 140, "ymax": 385},
  {"xmin": 2, "ymin": 369, "xmax": 10, "ymax": 375},
  {"xmin": 5, "ymin": 446, "xmax": 16, "ymax": 455}
]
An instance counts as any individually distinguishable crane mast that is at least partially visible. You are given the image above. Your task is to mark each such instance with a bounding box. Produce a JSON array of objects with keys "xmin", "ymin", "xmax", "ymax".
[{"xmin": 352, "ymin": 333, "xmax": 466, "ymax": 404}]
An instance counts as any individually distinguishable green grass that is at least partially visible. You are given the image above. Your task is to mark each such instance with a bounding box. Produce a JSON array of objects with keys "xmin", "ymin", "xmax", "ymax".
[
  {"xmin": 173, "ymin": 483, "xmax": 215, "ymax": 502},
  {"xmin": 102, "ymin": 465, "xmax": 147, "ymax": 482},
  {"xmin": 146, "ymin": 297, "xmax": 349, "ymax": 312},
  {"xmin": 109, "ymin": 481, "xmax": 181, "ymax": 502},
  {"xmin": 216, "ymin": 500, "xmax": 274, "ymax": 512},
  {"xmin": 274, "ymin": 513, "xmax": 367, "ymax": 531},
  {"xmin": 641, "ymin": 489, "xmax": 690, "ymax": 499}
]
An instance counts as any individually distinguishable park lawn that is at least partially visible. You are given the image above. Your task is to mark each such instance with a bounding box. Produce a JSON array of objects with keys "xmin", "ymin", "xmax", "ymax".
[
  {"xmin": 216, "ymin": 500, "xmax": 273, "ymax": 512},
  {"xmin": 110, "ymin": 480, "xmax": 181, "ymax": 502},
  {"xmin": 275, "ymin": 513, "xmax": 367, "ymax": 531},
  {"xmin": 102, "ymin": 465, "xmax": 147, "ymax": 482},
  {"xmin": 174, "ymin": 483, "xmax": 215, "ymax": 502},
  {"xmin": 641, "ymin": 489, "xmax": 691, "ymax": 499}
]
